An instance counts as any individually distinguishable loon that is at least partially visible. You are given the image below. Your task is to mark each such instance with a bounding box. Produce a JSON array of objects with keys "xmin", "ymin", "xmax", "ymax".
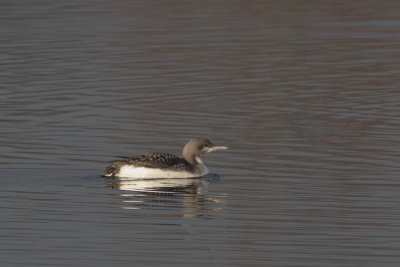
[{"xmin": 102, "ymin": 138, "xmax": 228, "ymax": 179}]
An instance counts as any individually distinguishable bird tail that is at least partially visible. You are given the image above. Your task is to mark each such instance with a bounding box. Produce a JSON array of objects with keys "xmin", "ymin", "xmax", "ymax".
[{"xmin": 102, "ymin": 161, "xmax": 123, "ymax": 177}]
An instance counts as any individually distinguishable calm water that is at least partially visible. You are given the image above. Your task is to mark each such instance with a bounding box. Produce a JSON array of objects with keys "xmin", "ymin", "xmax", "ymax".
[{"xmin": 1, "ymin": 1, "xmax": 400, "ymax": 266}]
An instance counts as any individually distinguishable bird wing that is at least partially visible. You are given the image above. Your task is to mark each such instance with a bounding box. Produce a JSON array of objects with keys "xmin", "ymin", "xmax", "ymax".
[{"xmin": 119, "ymin": 153, "xmax": 194, "ymax": 171}]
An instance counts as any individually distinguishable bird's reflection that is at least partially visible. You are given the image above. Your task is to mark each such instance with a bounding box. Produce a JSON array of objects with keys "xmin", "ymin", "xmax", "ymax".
[{"xmin": 105, "ymin": 174, "xmax": 222, "ymax": 216}]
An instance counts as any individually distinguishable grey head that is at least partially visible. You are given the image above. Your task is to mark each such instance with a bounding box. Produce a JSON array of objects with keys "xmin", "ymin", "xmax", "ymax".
[{"xmin": 182, "ymin": 138, "xmax": 228, "ymax": 165}]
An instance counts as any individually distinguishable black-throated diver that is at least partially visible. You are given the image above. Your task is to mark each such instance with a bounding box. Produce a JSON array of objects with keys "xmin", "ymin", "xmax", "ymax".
[{"xmin": 102, "ymin": 138, "xmax": 228, "ymax": 179}]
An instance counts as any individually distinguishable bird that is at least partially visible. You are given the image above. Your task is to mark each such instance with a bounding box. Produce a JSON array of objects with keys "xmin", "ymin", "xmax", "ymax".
[{"xmin": 102, "ymin": 138, "xmax": 228, "ymax": 179}]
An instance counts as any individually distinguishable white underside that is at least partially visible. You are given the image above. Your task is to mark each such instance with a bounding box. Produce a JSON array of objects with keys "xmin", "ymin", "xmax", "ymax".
[{"xmin": 116, "ymin": 165, "xmax": 209, "ymax": 179}]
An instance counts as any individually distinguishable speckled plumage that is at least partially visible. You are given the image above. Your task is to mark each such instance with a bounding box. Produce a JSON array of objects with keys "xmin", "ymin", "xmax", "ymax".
[
  {"xmin": 102, "ymin": 153, "xmax": 195, "ymax": 177},
  {"xmin": 102, "ymin": 138, "xmax": 227, "ymax": 179}
]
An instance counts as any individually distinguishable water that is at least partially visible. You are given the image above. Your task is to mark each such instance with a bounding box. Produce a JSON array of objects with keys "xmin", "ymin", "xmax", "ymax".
[{"xmin": 1, "ymin": 0, "xmax": 400, "ymax": 265}]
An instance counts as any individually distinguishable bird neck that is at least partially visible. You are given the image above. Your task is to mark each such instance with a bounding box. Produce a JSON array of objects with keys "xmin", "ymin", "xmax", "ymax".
[
  {"xmin": 183, "ymin": 148, "xmax": 203, "ymax": 166},
  {"xmin": 183, "ymin": 152, "xmax": 201, "ymax": 165}
]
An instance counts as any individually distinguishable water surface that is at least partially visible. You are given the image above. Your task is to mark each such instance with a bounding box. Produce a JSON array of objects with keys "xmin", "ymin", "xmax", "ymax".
[{"xmin": 1, "ymin": 0, "xmax": 400, "ymax": 266}]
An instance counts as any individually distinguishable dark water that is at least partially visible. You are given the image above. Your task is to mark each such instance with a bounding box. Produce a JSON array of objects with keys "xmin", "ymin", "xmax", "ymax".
[{"xmin": 1, "ymin": 1, "xmax": 400, "ymax": 266}]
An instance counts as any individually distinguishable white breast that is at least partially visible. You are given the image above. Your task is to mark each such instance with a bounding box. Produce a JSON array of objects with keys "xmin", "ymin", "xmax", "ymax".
[{"xmin": 117, "ymin": 165, "xmax": 209, "ymax": 179}]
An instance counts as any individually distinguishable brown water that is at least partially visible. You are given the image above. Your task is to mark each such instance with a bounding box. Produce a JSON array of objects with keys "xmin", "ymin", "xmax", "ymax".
[{"xmin": 1, "ymin": 1, "xmax": 400, "ymax": 266}]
